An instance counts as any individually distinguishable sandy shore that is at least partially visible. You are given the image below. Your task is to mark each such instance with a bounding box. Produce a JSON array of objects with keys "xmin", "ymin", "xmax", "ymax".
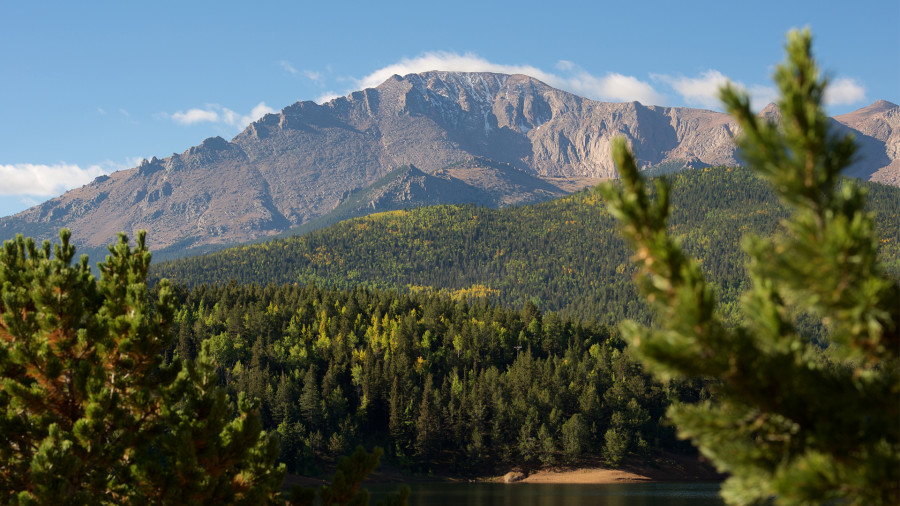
[
  {"xmin": 509, "ymin": 467, "xmax": 654, "ymax": 484},
  {"xmin": 487, "ymin": 453, "xmax": 722, "ymax": 485},
  {"xmin": 285, "ymin": 452, "xmax": 723, "ymax": 488}
]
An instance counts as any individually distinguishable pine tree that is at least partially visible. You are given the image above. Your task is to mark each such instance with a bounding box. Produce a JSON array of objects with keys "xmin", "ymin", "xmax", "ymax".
[
  {"xmin": 560, "ymin": 413, "xmax": 588, "ymax": 463},
  {"xmin": 414, "ymin": 374, "xmax": 439, "ymax": 459},
  {"xmin": 299, "ymin": 365, "xmax": 323, "ymax": 430},
  {"xmin": 274, "ymin": 372, "xmax": 299, "ymax": 426},
  {"xmin": 601, "ymin": 30, "xmax": 899, "ymax": 505},
  {"xmin": 536, "ymin": 423, "xmax": 556, "ymax": 467},
  {"xmin": 0, "ymin": 230, "xmax": 284, "ymax": 504}
]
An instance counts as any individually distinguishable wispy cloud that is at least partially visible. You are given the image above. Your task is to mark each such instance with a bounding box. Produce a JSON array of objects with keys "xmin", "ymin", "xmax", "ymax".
[
  {"xmin": 348, "ymin": 51, "xmax": 666, "ymax": 106},
  {"xmin": 282, "ymin": 60, "xmax": 335, "ymax": 88},
  {"xmin": 171, "ymin": 108, "xmax": 219, "ymax": 125},
  {"xmin": 355, "ymin": 52, "xmax": 553, "ymax": 90},
  {"xmin": 555, "ymin": 60, "xmax": 576, "ymax": 72},
  {"xmin": 248, "ymin": 103, "xmax": 278, "ymax": 122},
  {"xmin": 278, "ymin": 60, "xmax": 299, "ymax": 75},
  {"xmin": 651, "ymin": 69, "xmax": 867, "ymax": 112},
  {"xmin": 562, "ymin": 68, "xmax": 665, "ymax": 105},
  {"xmin": 303, "ymin": 70, "xmax": 326, "ymax": 86},
  {"xmin": 316, "ymin": 91, "xmax": 341, "ymax": 104},
  {"xmin": 0, "ymin": 163, "xmax": 108, "ymax": 197},
  {"xmin": 164, "ymin": 102, "xmax": 277, "ymax": 129},
  {"xmin": 652, "ymin": 70, "xmax": 730, "ymax": 110},
  {"xmin": 354, "ymin": 52, "xmax": 867, "ymax": 112},
  {"xmin": 652, "ymin": 70, "xmax": 779, "ymax": 111},
  {"xmin": 747, "ymin": 84, "xmax": 779, "ymax": 110},
  {"xmin": 825, "ymin": 77, "xmax": 866, "ymax": 106}
]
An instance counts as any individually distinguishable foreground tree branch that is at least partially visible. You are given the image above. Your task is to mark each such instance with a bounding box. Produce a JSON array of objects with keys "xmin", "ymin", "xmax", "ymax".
[
  {"xmin": 0, "ymin": 230, "xmax": 285, "ymax": 504},
  {"xmin": 601, "ymin": 29, "xmax": 899, "ymax": 505}
]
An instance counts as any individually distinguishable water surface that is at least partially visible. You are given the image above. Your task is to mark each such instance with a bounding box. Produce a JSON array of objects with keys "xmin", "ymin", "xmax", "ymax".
[{"xmin": 370, "ymin": 481, "xmax": 724, "ymax": 505}]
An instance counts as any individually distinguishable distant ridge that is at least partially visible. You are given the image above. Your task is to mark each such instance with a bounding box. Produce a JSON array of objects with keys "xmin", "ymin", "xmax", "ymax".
[
  {"xmin": 149, "ymin": 167, "xmax": 900, "ymax": 320},
  {"xmin": 1, "ymin": 71, "xmax": 896, "ymax": 259},
  {"xmin": 278, "ymin": 158, "xmax": 569, "ymax": 239}
]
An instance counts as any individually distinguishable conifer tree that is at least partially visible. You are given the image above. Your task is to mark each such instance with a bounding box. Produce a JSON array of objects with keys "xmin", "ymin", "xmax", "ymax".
[
  {"xmin": 414, "ymin": 374, "xmax": 439, "ymax": 459},
  {"xmin": 0, "ymin": 230, "xmax": 284, "ymax": 504},
  {"xmin": 601, "ymin": 29, "xmax": 899, "ymax": 505},
  {"xmin": 300, "ymin": 365, "xmax": 323, "ymax": 430}
]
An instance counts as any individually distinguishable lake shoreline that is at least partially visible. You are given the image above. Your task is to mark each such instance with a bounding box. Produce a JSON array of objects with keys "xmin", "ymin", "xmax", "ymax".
[
  {"xmin": 485, "ymin": 452, "xmax": 723, "ymax": 485},
  {"xmin": 283, "ymin": 451, "xmax": 724, "ymax": 488}
]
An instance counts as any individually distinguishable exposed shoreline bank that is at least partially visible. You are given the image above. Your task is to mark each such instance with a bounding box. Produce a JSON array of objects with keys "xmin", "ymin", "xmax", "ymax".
[
  {"xmin": 284, "ymin": 452, "xmax": 723, "ymax": 488},
  {"xmin": 490, "ymin": 467, "xmax": 656, "ymax": 484}
]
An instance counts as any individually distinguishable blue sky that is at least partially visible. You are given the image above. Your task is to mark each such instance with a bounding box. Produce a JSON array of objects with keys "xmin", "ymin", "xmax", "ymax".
[{"xmin": 1, "ymin": 0, "xmax": 897, "ymax": 217}]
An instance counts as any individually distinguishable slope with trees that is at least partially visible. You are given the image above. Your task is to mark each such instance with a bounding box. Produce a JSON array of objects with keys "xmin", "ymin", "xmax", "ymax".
[
  {"xmin": 152, "ymin": 167, "xmax": 899, "ymax": 325},
  {"xmin": 164, "ymin": 281, "xmax": 707, "ymax": 476}
]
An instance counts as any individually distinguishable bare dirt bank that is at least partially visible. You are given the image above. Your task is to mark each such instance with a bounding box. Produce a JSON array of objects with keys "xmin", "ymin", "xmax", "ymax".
[
  {"xmin": 487, "ymin": 452, "xmax": 723, "ymax": 485},
  {"xmin": 285, "ymin": 452, "xmax": 723, "ymax": 488},
  {"xmin": 500, "ymin": 467, "xmax": 654, "ymax": 484}
]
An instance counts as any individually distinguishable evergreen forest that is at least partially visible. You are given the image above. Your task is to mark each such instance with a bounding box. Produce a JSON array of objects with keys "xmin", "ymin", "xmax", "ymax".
[
  {"xmin": 153, "ymin": 167, "xmax": 900, "ymax": 324},
  {"xmin": 151, "ymin": 166, "xmax": 900, "ymax": 477},
  {"xmin": 163, "ymin": 281, "xmax": 704, "ymax": 476}
]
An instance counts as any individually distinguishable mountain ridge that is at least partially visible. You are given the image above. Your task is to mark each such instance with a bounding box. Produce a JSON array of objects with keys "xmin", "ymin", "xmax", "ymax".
[
  {"xmin": 149, "ymin": 166, "xmax": 900, "ymax": 321},
  {"xmin": 1, "ymin": 71, "xmax": 896, "ymax": 258}
]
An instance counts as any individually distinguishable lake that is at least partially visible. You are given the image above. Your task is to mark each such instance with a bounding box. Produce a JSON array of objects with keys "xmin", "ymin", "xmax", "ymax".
[{"xmin": 369, "ymin": 482, "xmax": 724, "ymax": 505}]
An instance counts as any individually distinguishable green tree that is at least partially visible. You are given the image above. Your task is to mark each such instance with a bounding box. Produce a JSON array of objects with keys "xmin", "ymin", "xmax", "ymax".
[
  {"xmin": 603, "ymin": 427, "xmax": 629, "ymax": 468},
  {"xmin": 414, "ymin": 374, "xmax": 439, "ymax": 459},
  {"xmin": 601, "ymin": 30, "xmax": 899, "ymax": 505},
  {"xmin": 536, "ymin": 423, "xmax": 556, "ymax": 467},
  {"xmin": 299, "ymin": 365, "xmax": 323, "ymax": 430},
  {"xmin": 0, "ymin": 230, "xmax": 284, "ymax": 504},
  {"xmin": 560, "ymin": 413, "xmax": 588, "ymax": 463}
]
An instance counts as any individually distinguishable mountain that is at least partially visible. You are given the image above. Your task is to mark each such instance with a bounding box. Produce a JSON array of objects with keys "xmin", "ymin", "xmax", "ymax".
[
  {"xmin": 1, "ymin": 72, "xmax": 896, "ymax": 258},
  {"xmin": 833, "ymin": 100, "xmax": 900, "ymax": 186},
  {"xmin": 275, "ymin": 157, "xmax": 571, "ymax": 239}
]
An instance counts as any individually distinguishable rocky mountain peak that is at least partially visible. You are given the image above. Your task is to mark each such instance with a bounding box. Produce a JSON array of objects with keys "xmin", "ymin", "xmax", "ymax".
[
  {"xmin": 2, "ymin": 71, "xmax": 895, "ymax": 259},
  {"xmin": 758, "ymin": 102, "xmax": 781, "ymax": 121},
  {"xmin": 863, "ymin": 100, "xmax": 898, "ymax": 114}
]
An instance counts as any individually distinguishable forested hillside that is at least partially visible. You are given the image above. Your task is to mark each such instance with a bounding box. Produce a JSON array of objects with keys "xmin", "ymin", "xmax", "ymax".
[
  {"xmin": 152, "ymin": 167, "xmax": 900, "ymax": 323},
  {"xmin": 150, "ymin": 167, "xmax": 900, "ymax": 475},
  {"xmin": 164, "ymin": 282, "xmax": 706, "ymax": 475}
]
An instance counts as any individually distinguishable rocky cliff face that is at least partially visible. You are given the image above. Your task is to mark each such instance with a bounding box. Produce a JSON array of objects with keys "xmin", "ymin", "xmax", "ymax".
[
  {"xmin": 1, "ymin": 72, "xmax": 896, "ymax": 257},
  {"xmin": 833, "ymin": 100, "xmax": 900, "ymax": 186}
]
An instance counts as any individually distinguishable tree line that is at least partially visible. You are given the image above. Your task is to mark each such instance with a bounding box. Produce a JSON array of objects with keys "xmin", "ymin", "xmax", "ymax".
[
  {"xmin": 151, "ymin": 166, "xmax": 900, "ymax": 325},
  {"xmin": 163, "ymin": 281, "xmax": 709, "ymax": 476}
]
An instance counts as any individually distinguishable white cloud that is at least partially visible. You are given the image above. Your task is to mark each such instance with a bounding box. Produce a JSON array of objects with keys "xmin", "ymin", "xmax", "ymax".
[
  {"xmin": 825, "ymin": 77, "xmax": 866, "ymax": 106},
  {"xmin": 249, "ymin": 103, "xmax": 277, "ymax": 121},
  {"xmin": 353, "ymin": 51, "xmax": 665, "ymax": 105},
  {"xmin": 166, "ymin": 102, "xmax": 277, "ymax": 130},
  {"xmin": 316, "ymin": 91, "xmax": 341, "ymax": 104},
  {"xmin": 172, "ymin": 108, "xmax": 220, "ymax": 125},
  {"xmin": 278, "ymin": 60, "xmax": 298, "ymax": 75},
  {"xmin": 304, "ymin": 70, "xmax": 325, "ymax": 85},
  {"xmin": 564, "ymin": 70, "xmax": 665, "ymax": 105},
  {"xmin": 555, "ymin": 60, "xmax": 575, "ymax": 71},
  {"xmin": 0, "ymin": 163, "xmax": 108, "ymax": 197},
  {"xmin": 652, "ymin": 70, "xmax": 729, "ymax": 110},
  {"xmin": 355, "ymin": 51, "xmax": 554, "ymax": 90},
  {"xmin": 652, "ymin": 70, "xmax": 779, "ymax": 112},
  {"xmin": 747, "ymin": 84, "xmax": 779, "ymax": 110}
]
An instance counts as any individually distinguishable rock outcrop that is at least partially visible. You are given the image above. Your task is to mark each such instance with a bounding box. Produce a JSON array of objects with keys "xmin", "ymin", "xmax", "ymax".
[{"xmin": 1, "ymin": 72, "xmax": 895, "ymax": 259}]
